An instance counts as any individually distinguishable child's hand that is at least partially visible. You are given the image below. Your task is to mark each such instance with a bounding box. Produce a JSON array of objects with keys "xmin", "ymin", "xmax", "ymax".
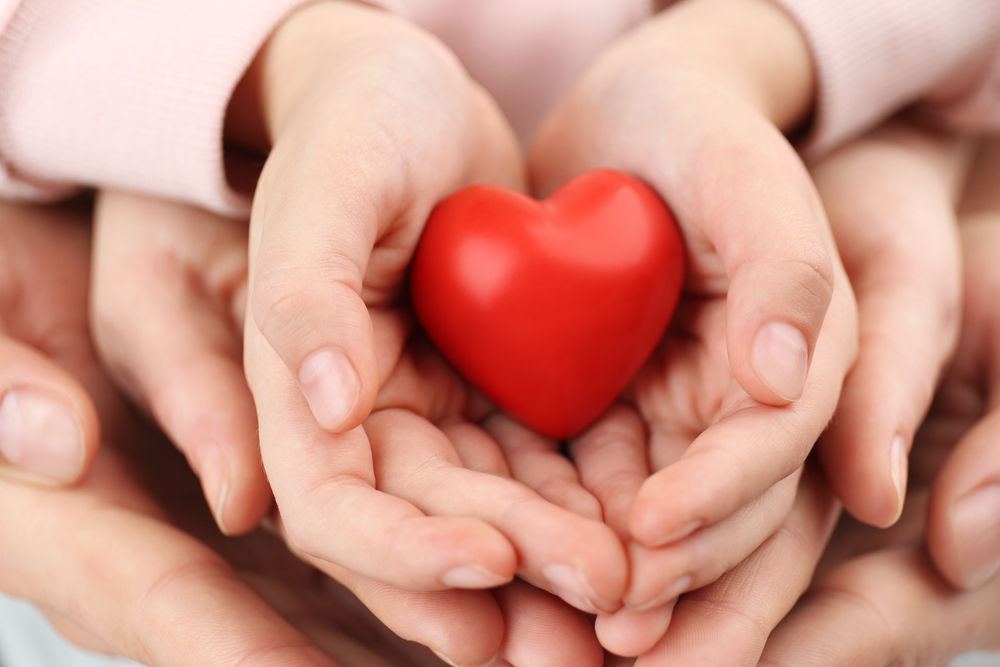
[
  {"xmin": 232, "ymin": 1, "xmax": 629, "ymax": 615},
  {"xmin": 526, "ymin": 105, "xmax": 970, "ymax": 655},
  {"xmin": 529, "ymin": 0, "xmax": 857, "ymax": 601}
]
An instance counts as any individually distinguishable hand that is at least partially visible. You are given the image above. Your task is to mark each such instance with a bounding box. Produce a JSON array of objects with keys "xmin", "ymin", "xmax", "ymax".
[
  {"xmin": 926, "ymin": 138, "xmax": 1000, "ymax": 592},
  {"xmin": 528, "ymin": 0, "xmax": 857, "ymax": 618},
  {"xmin": 231, "ymin": 0, "xmax": 629, "ymax": 620},
  {"xmin": 809, "ymin": 120, "xmax": 972, "ymax": 529},
  {"xmin": 0, "ymin": 198, "xmax": 408, "ymax": 667},
  {"xmin": 90, "ymin": 187, "xmax": 623, "ymax": 666},
  {"xmin": 91, "ymin": 190, "xmax": 270, "ymax": 535},
  {"xmin": 530, "ymin": 115, "xmax": 973, "ymax": 658},
  {"xmin": 760, "ymin": 150, "xmax": 1000, "ymax": 663}
]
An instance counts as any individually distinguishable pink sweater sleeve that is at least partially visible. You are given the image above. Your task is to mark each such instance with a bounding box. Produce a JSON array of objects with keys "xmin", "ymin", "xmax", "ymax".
[
  {"xmin": 772, "ymin": 0, "xmax": 1000, "ymax": 159},
  {"xmin": 0, "ymin": 0, "xmax": 316, "ymax": 215}
]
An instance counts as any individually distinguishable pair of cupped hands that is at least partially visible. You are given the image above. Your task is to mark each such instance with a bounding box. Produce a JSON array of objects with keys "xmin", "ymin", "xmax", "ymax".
[{"xmin": 3, "ymin": 0, "xmax": 1000, "ymax": 665}]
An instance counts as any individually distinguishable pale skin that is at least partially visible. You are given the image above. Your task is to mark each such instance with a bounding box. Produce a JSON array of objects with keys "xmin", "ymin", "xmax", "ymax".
[
  {"xmin": 558, "ymin": 117, "xmax": 974, "ymax": 659},
  {"xmin": 0, "ymin": 198, "xmax": 439, "ymax": 667},
  {"xmin": 0, "ymin": 117, "xmax": 978, "ymax": 667},
  {"xmin": 91, "ymin": 0, "xmax": 837, "ymax": 651},
  {"xmin": 10, "ymin": 0, "xmax": 987, "ymax": 665},
  {"xmin": 760, "ymin": 138, "xmax": 1000, "ymax": 667}
]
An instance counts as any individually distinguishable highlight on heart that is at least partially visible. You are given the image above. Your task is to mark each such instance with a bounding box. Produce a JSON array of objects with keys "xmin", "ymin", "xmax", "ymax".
[{"xmin": 410, "ymin": 169, "xmax": 686, "ymax": 439}]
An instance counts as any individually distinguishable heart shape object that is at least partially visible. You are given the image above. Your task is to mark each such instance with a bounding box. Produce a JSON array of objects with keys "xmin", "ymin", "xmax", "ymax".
[{"xmin": 411, "ymin": 169, "xmax": 685, "ymax": 439}]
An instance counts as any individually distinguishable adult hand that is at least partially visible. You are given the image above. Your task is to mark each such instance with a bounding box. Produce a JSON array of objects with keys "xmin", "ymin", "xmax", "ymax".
[
  {"xmin": 809, "ymin": 120, "xmax": 972, "ymax": 529},
  {"xmin": 91, "ymin": 191, "xmax": 270, "ymax": 535},
  {"xmin": 760, "ymin": 152, "xmax": 1000, "ymax": 663},
  {"xmin": 0, "ymin": 200, "xmax": 100, "ymax": 485},
  {"xmin": 91, "ymin": 187, "xmax": 620, "ymax": 667},
  {"xmin": 0, "ymin": 198, "xmax": 405, "ymax": 667}
]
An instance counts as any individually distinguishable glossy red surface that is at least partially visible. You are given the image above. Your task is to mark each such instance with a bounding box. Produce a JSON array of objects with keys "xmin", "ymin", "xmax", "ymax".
[{"xmin": 411, "ymin": 169, "xmax": 685, "ymax": 439}]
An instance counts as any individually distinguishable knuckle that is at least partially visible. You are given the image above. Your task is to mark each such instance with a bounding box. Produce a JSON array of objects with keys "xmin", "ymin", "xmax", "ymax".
[
  {"xmin": 250, "ymin": 255, "xmax": 363, "ymax": 349},
  {"xmin": 279, "ymin": 514, "xmax": 324, "ymax": 562},
  {"xmin": 250, "ymin": 268, "xmax": 311, "ymax": 342},
  {"xmin": 782, "ymin": 241, "xmax": 836, "ymax": 319}
]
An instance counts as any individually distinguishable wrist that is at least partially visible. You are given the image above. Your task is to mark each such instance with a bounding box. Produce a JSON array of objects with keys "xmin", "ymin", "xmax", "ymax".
[{"xmin": 652, "ymin": 0, "xmax": 816, "ymax": 132}]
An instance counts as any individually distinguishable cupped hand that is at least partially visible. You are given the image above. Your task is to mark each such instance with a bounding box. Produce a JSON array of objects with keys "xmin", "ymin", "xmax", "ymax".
[
  {"xmin": 233, "ymin": 0, "xmax": 629, "ymax": 616},
  {"xmin": 760, "ymin": 159, "xmax": 1000, "ymax": 664},
  {"xmin": 528, "ymin": 0, "xmax": 857, "ymax": 613},
  {"xmin": 809, "ymin": 120, "xmax": 973, "ymax": 529},
  {"xmin": 926, "ymin": 138, "xmax": 1000, "ymax": 592},
  {"xmin": 91, "ymin": 190, "xmax": 270, "ymax": 535},
  {"xmin": 89, "ymin": 187, "xmax": 625, "ymax": 666},
  {"xmin": 531, "ymin": 115, "xmax": 974, "ymax": 658},
  {"xmin": 0, "ymin": 198, "xmax": 401, "ymax": 667},
  {"xmin": 541, "ymin": 404, "xmax": 841, "ymax": 663}
]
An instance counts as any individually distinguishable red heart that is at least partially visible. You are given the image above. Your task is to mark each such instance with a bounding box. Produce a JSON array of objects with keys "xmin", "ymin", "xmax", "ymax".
[{"xmin": 411, "ymin": 169, "xmax": 684, "ymax": 439}]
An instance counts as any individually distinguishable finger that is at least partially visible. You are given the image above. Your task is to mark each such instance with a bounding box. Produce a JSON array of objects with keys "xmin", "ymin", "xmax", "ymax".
[
  {"xmin": 0, "ymin": 336, "xmax": 98, "ymax": 485},
  {"xmin": 486, "ymin": 413, "xmax": 604, "ymax": 521},
  {"xmin": 246, "ymin": 2, "xmax": 521, "ymax": 434},
  {"xmin": 248, "ymin": 323, "xmax": 517, "ymax": 593},
  {"xmin": 595, "ymin": 602, "xmax": 676, "ymax": 658},
  {"xmin": 569, "ymin": 389, "xmax": 802, "ymax": 617},
  {"xmin": 625, "ymin": 469, "xmax": 800, "ymax": 611},
  {"xmin": 442, "ymin": 420, "xmax": 513, "ymax": 478},
  {"xmin": 0, "ymin": 201, "xmax": 101, "ymax": 485},
  {"xmin": 303, "ymin": 556, "xmax": 507, "ymax": 667},
  {"xmin": 366, "ymin": 409, "xmax": 628, "ymax": 614},
  {"xmin": 568, "ymin": 404, "xmax": 649, "ymax": 540},
  {"xmin": 301, "ymin": 552, "xmax": 605, "ymax": 667},
  {"xmin": 92, "ymin": 191, "xmax": 269, "ymax": 535},
  {"xmin": 812, "ymin": 123, "xmax": 970, "ymax": 528},
  {"xmin": 0, "ymin": 463, "xmax": 338, "ymax": 667},
  {"xmin": 926, "ymin": 205, "xmax": 1000, "ymax": 591},
  {"xmin": 628, "ymin": 272, "xmax": 855, "ymax": 547},
  {"xmin": 530, "ymin": 9, "xmax": 837, "ymax": 408},
  {"xmin": 492, "ymin": 579, "xmax": 604, "ymax": 667},
  {"xmin": 635, "ymin": 463, "xmax": 840, "ymax": 667},
  {"xmin": 758, "ymin": 547, "xmax": 1000, "ymax": 667}
]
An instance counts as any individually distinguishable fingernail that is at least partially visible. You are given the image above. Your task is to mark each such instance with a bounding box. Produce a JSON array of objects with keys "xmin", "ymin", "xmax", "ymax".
[
  {"xmin": 298, "ymin": 348, "xmax": 359, "ymax": 431},
  {"xmin": 441, "ymin": 565, "xmax": 510, "ymax": 589},
  {"xmin": 627, "ymin": 573, "xmax": 692, "ymax": 612},
  {"xmin": 751, "ymin": 321, "xmax": 808, "ymax": 401},
  {"xmin": 542, "ymin": 563, "xmax": 606, "ymax": 614},
  {"xmin": 887, "ymin": 434, "xmax": 908, "ymax": 526},
  {"xmin": 197, "ymin": 443, "xmax": 231, "ymax": 535},
  {"xmin": 952, "ymin": 484, "xmax": 1000, "ymax": 588},
  {"xmin": 0, "ymin": 388, "xmax": 84, "ymax": 482}
]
